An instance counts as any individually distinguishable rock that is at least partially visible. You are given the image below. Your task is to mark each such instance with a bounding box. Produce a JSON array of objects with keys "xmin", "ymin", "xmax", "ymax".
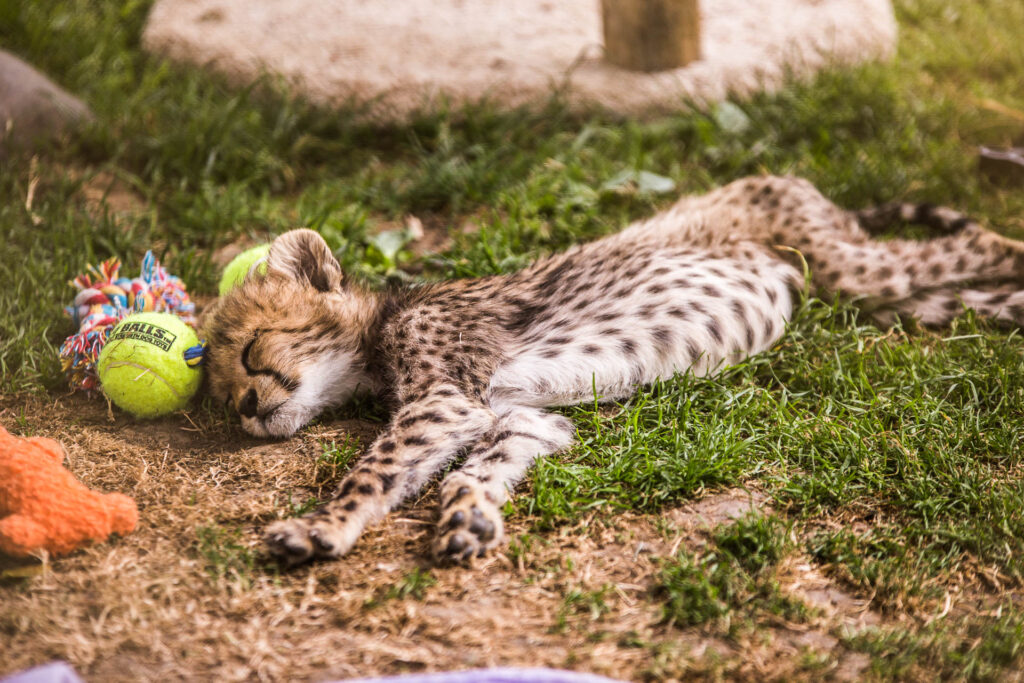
[{"xmin": 0, "ymin": 49, "xmax": 94, "ymax": 155}]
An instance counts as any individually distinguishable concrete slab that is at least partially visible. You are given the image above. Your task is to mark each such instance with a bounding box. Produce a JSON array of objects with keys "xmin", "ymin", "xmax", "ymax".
[{"xmin": 143, "ymin": 0, "xmax": 896, "ymax": 121}]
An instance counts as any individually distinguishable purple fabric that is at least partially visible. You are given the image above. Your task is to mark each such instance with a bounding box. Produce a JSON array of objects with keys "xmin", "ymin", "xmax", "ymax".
[
  {"xmin": 1, "ymin": 663, "xmax": 83, "ymax": 683},
  {"xmin": 343, "ymin": 669, "xmax": 623, "ymax": 683},
  {"xmin": 2, "ymin": 664, "xmax": 621, "ymax": 683}
]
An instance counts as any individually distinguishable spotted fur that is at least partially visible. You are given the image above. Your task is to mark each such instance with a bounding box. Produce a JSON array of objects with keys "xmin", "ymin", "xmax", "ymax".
[{"xmin": 202, "ymin": 175, "xmax": 1024, "ymax": 565}]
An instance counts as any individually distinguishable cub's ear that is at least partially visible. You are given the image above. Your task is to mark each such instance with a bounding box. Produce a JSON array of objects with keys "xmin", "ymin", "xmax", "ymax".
[{"xmin": 266, "ymin": 229, "xmax": 344, "ymax": 292}]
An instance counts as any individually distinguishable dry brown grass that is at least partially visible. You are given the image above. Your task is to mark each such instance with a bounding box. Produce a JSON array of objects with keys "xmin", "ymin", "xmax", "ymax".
[{"xmin": 0, "ymin": 393, "xmax": 898, "ymax": 681}]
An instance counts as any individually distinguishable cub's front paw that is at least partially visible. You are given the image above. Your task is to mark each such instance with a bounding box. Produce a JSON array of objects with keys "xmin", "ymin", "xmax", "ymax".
[
  {"xmin": 431, "ymin": 484, "xmax": 503, "ymax": 563},
  {"xmin": 264, "ymin": 516, "xmax": 351, "ymax": 566}
]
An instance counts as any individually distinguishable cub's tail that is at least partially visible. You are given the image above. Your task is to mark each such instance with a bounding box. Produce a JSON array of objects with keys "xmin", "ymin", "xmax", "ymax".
[{"xmin": 855, "ymin": 202, "xmax": 979, "ymax": 235}]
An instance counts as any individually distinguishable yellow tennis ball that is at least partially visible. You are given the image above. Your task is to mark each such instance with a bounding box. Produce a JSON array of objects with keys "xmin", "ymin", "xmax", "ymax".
[
  {"xmin": 218, "ymin": 244, "xmax": 270, "ymax": 296},
  {"xmin": 97, "ymin": 312, "xmax": 204, "ymax": 418}
]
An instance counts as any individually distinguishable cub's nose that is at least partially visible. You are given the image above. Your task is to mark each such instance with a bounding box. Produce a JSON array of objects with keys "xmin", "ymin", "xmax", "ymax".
[{"xmin": 238, "ymin": 389, "xmax": 259, "ymax": 418}]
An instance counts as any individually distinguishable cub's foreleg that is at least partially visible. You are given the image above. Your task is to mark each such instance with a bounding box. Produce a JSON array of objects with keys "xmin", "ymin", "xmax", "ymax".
[
  {"xmin": 432, "ymin": 405, "xmax": 574, "ymax": 562},
  {"xmin": 265, "ymin": 384, "xmax": 495, "ymax": 565}
]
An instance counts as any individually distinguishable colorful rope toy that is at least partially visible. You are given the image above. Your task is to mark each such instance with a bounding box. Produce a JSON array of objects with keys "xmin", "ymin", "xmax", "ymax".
[{"xmin": 60, "ymin": 251, "xmax": 205, "ymax": 392}]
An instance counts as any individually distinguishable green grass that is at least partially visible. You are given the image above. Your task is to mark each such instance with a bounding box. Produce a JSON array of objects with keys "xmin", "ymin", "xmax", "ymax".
[
  {"xmin": 552, "ymin": 584, "xmax": 615, "ymax": 634},
  {"xmin": 365, "ymin": 568, "xmax": 438, "ymax": 607},
  {"xmin": 195, "ymin": 524, "xmax": 259, "ymax": 590},
  {"xmin": 845, "ymin": 609, "xmax": 1024, "ymax": 680},
  {"xmin": 655, "ymin": 515, "xmax": 809, "ymax": 630},
  {"xmin": 3, "ymin": 0, "xmax": 1024, "ymax": 677}
]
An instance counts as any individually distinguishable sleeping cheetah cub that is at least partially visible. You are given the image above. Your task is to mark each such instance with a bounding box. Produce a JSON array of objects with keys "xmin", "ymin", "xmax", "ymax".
[{"xmin": 203, "ymin": 175, "xmax": 1024, "ymax": 565}]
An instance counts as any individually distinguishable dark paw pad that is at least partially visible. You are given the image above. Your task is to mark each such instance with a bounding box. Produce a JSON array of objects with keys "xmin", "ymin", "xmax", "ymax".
[
  {"xmin": 264, "ymin": 517, "xmax": 349, "ymax": 566},
  {"xmin": 432, "ymin": 487, "xmax": 503, "ymax": 563},
  {"xmin": 264, "ymin": 522, "xmax": 315, "ymax": 565}
]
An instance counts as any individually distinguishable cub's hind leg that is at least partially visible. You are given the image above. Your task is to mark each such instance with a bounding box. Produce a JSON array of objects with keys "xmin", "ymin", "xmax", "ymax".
[
  {"xmin": 796, "ymin": 211, "xmax": 1024, "ymax": 310},
  {"xmin": 432, "ymin": 405, "xmax": 574, "ymax": 562},
  {"xmin": 807, "ymin": 210, "xmax": 1024, "ymax": 325}
]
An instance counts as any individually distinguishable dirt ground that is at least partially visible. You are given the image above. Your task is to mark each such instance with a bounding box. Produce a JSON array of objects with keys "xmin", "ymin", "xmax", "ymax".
[{"xmin": 0, "ymin": 389, "xmax": 893, "ymax": 682}]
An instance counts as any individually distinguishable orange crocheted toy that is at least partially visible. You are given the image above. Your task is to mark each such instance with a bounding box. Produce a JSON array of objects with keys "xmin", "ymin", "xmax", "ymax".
[{"xmin": 0, "ymin": 425, "xmax": 138, "ymax": 557}]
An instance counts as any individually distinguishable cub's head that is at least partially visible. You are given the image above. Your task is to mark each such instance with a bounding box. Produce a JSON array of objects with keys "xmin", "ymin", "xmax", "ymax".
[{"xmin": 202, "ymin": 229, "xmax": 377, "ymax": 438}]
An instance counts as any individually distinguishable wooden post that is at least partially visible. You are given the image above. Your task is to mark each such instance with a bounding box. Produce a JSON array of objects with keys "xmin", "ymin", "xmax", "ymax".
[{"xmin": 601, "ymin": 0, "xmax": 701, "ymax": 72}]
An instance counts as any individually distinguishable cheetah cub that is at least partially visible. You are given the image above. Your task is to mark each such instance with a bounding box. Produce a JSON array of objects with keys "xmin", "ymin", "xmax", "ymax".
[{"xmin": 203, "ymin": 175, "xmax": 1024, "ymax": 565}]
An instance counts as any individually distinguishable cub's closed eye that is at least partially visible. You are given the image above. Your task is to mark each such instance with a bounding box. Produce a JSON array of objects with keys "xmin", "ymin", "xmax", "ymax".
[
  {"xmin": 241, "ymin": 332, "xmax": 300, "ymax": 391},
  {"xmin": 241, "ymin": 336, "xmax": 259, "ymax": 374}
]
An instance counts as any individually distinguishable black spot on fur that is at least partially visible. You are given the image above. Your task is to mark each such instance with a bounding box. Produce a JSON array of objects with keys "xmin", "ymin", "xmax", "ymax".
[
  {"xmin": 707, "ymin": 321, "xmax": 722, "ymax": 343},
  {"xmin": 913, "ymin": 202, "xmax": 936, "ymax": 225},
  {"xmin": 399, "ymin": 411, "xmax": 446, "ymax": 428},
  {"xmin": 573, "ymin": 299, "xmax": 592, "ymax": 311},
  {"xmin": 651, "ymin": 327, "xmax": 673, "ymax": 345}
]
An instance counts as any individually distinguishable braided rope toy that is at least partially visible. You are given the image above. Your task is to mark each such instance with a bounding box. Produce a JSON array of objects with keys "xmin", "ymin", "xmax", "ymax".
[{"xmin": 60, "ymin": 251, "xmax": 205, "ymax": 392}]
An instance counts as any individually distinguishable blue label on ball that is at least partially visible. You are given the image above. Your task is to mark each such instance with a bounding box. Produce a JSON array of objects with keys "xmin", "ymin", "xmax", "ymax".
[{"xmin": 109, "ymin": 321, "xmax": 178, "ymax": 352}]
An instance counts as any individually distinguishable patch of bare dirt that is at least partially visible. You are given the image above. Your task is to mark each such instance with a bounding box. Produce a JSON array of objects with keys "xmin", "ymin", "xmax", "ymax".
[
  {"xmin": 667, "ymin": 488, "xmax": 772, "ymax": 533},
  {"xmin": 78, "ymin": 169, "xmax": 148, "ymax": 219}
]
